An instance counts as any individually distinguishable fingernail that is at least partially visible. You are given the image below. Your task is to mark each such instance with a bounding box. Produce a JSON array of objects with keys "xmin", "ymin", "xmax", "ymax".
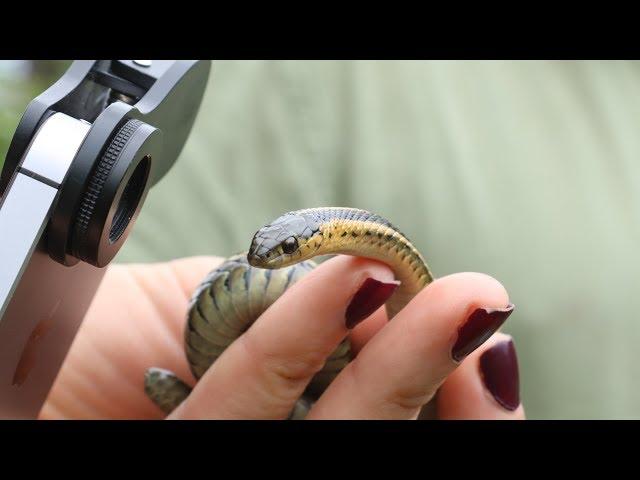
[
  {"xmin": 451, "ymin": 304, "xmax": 515, "ymax": 362},
  {"xmin": 479, "ymin": 338, "xmax": 520, "ymax": 411},
  {"xmin": 345, "ymin": 278, "xmax": 399, "ymax": 329}
]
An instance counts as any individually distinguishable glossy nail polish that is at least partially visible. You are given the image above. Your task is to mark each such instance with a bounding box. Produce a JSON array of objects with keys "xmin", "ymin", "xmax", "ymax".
[
  {"xmin": 451, "ymin": 304, "xmax": 514, "ymax": 362},
  {"xmin": 479, "ymin": 338, "xmax": 520, "ymax": 411},
  {"xmin": 345, "ymin": 278, "xmax": 399, "ymax": 329}
]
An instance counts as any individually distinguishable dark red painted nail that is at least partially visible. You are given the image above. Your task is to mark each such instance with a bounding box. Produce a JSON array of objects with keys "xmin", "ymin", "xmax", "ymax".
[
  {"xmin": 451, "ymin": 304, "xmax": 515, "ymax": 362},
  {"xmin": 479, "ymin": 338, "xmax": 520, "ymax": 411},
  {"xmin": 345, "ymin": 278, "xmax": 399, "ymax": 329}
]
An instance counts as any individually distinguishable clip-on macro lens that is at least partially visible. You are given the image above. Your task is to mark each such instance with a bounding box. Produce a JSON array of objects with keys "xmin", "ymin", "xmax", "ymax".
[{"xmin": 0, "ymin": 60, "xmax": 211, "ymax": 418}]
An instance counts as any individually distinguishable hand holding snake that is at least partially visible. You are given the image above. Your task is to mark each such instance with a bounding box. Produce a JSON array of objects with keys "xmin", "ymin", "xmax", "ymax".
[
  {"xmin": 143, "ymin": 208, "xmax": 521, "ymax": 420},
  {"xmin": 40, "ymin": 208, "xmax": 522, "ymax": 419}
]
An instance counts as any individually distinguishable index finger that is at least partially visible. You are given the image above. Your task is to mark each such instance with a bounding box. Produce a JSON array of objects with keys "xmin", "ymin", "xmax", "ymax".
[{"xmin": 170, "ymin": 255, "xmax": 396, "ymax": 419}]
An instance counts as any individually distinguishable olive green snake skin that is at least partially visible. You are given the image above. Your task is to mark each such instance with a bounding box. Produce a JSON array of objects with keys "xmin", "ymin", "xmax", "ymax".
[{"xmin": 144, "ymin": 207, "xmax": 434, "ymax": 418}]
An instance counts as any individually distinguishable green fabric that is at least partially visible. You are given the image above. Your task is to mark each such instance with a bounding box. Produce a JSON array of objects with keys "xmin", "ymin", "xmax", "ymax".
[{"xmin": 117, "ymin": 60, "xmax": 640, "ymax": 419}]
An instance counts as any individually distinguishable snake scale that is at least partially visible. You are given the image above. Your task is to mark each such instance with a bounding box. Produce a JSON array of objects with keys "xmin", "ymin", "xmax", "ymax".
[{"xmin": 144, "ymin": 207, "xmax": 434, "ymax": 418}]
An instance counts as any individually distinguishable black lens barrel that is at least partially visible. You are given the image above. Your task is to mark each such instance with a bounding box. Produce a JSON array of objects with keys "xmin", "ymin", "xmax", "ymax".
[{"xmin": 69, "ymin": 120, "xmax": 161, "ymax": 268}]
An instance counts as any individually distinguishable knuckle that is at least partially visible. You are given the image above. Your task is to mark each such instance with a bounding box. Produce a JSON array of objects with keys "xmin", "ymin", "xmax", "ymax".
[
  {"xmin": 269, "ymin": 351, "xmax": 327, "ymax": 385},
  {"xmin": 241, "ymin": 333, "xmax": 328, "ymax": 399},
  {"xmin": 349, "ymin": 360, "xmax": 435, "ymax": 417},
  {"xmin": 384, "ymin": 386, "xmax": 435, "ymax": 413}
]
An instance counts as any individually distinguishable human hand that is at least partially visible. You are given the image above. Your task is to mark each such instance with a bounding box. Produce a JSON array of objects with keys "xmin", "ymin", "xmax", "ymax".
[{"xmin": 40, "ymin": 255, "xmax": 524, "ymax": 420}]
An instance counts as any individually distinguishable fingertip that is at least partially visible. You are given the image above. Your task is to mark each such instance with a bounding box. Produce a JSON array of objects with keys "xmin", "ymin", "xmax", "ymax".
[
  {"xmin": 424, "ymin": 272, "xmax": 510, "ymax": 314},
  {"xmin": 278, "ymin": 254, "xmax": 396, "ymax": 331},
  {"xmin": 478, "ymin": 334, "xmax": 521, "ymax": 412},
  {"xmin": 438, "ymin": 332, "xmax": 525, "ymax": 419},
  {"xmin": 388, "ymin": 271, "xmax": 512, "ymax": 369},
  {"xmin": 311, "ymin": 255, "xmax": 396, "ymax": 287}
]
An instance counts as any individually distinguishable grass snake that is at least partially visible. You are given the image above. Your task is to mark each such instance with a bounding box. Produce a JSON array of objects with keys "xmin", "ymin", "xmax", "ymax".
[{"xmin": 144, "ymin": 207, "xmax": 434, "ymax": 418}]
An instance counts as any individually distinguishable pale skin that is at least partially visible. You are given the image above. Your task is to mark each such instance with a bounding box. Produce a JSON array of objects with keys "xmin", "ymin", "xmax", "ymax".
[{"xmin": 40, "ymin": 255, "xmax": 526, "ymax": 420}]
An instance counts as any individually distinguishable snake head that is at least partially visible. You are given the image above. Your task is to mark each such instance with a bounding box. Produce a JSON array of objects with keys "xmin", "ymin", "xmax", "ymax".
[{"xmin": 248, "ymin": 211, "xmax": 321, "ymax": 269}]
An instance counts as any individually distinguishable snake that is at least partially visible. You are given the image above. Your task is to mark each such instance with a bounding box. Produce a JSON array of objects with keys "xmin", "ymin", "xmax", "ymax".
[{"xmin": 144, "ymin": 207, "xmax": 434, "ymax": 418}]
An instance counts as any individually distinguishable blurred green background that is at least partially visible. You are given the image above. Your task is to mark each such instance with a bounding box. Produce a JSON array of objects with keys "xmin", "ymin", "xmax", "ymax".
[
  {"xmin": 3, "ymin": 61, "xmax": 640, "ymax": 419},
  {"xmin": 0, "ymin": 60, "xmax": 70, "ymax": 169}
]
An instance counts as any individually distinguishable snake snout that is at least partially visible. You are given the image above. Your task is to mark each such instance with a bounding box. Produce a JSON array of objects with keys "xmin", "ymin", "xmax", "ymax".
[{"xmin": 247, "ymin": 232, "xmax": 276, "ymax": 267}]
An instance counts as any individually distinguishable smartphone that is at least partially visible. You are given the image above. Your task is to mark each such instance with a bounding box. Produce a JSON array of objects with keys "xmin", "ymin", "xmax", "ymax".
[{"xmin": 0, "ymin": 60, "xmax": 211, "ymax": 418}]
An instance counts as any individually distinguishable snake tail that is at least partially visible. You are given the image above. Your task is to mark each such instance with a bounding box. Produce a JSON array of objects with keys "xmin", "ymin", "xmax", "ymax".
[{"xmin": 144, "ymin": 368, "xmax": 192, "ymax": 415}]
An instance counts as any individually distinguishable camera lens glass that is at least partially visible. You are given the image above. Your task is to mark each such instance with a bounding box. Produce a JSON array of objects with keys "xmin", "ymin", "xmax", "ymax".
[{"xmin": 109, "ymin": 154, "xmax": 151, "ymax": 244}]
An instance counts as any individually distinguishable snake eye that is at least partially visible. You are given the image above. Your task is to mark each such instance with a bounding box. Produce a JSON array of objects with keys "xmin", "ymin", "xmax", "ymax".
[{"xmin": 281, "ymin": 237, "xmax": 298, "ymax": 255}]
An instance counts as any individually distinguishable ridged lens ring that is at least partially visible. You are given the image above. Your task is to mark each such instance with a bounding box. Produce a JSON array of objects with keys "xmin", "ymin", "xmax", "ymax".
[{"xmin": 70, "ymin": 119, "xmax": 161, "ymax": 267}]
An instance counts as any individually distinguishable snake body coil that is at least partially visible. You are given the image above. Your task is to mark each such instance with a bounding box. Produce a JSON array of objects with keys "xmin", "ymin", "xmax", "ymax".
[{"xmin": 144, "ymin": 207, "xmax": 433, "ymax": 418}]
